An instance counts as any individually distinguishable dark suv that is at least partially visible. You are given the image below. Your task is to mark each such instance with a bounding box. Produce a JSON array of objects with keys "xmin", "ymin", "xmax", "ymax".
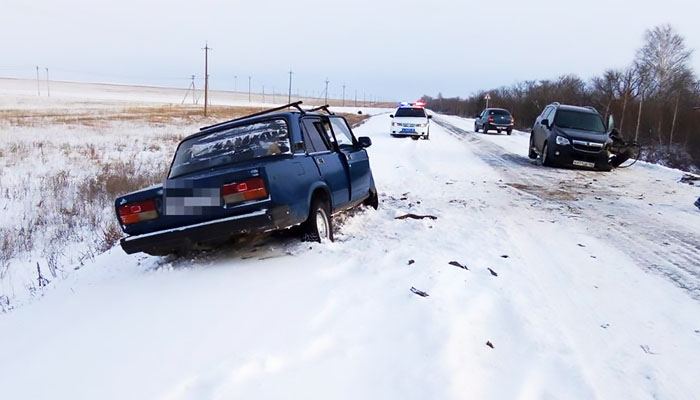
[
  {"xmin": 529, "ymin": 103, "xmax": 611, "ymax": 171},
  {"xmin": 474, "ymin": 108, "xmax": 514, "ymax": 135}
]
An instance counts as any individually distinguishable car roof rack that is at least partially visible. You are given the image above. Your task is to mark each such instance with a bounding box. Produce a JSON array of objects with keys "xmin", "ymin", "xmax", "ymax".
[
  {"xmin": 199, "ymin": 101, "xmax": 305, "ymax": 131},
  {"xmin": 584, "ymin": 106, "xmax": 598, "ymax": 112},
  {"xmin": 305, "ymin": 104, "xmax": 335, "ymax": 115},
  {"xmin": 550, "ymin": 102, "xmax": 561, "ymax": 107}
]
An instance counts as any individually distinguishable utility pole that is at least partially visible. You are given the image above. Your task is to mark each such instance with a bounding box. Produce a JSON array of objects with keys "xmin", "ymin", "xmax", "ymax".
[
  {"xmin": 324, "ymin": 78, "xmax": 329, "ymax": 105},
  {"xmin": 45, "ymin": 67, "xmax": 50, "ymax": 97},
  {"xmin": 35, "ymin": 66, "xmax": 41, "ymax": 96},
  {"xmin": 355, "ymin": 89, "xmax": 357, "ymax": 107},
  {"xmin": 342, "ymin": 83, "xmax": 346, "ymax": 106},
  {"xmin": 203, "ymin": 42, "xmax": 211, "ymax": 116},
  {"xmin": 288, "ymin": 69, "xmax": 293, "ymax": 104},
  {"xmin": 182, "ymin": 75, "xmax": 197, "ymax": 104},
  {"xmin": 262, "ymin": 85, "xmax": 265, "ymax": 103},
  {"xmin": 248, "ymin": 76, "xmax": 252, "ymax": 102},
  {"xmin": 234, "ymin": 75, "xmax": 237, "ymax": 91}
]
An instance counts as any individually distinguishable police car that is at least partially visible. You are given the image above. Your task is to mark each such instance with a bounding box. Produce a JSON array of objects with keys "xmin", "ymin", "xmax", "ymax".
[{"xmin": 390, "ymin": 101, "xmax": 432, "ymax": 140}]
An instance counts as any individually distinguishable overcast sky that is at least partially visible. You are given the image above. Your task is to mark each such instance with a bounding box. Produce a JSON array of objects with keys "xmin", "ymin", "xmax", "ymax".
[{"xmin": 1, "ymin": 0, "xmax": 698, "ymax": 101}]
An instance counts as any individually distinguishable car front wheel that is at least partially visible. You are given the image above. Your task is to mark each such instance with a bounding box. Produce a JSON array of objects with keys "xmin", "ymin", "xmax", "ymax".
[
  {"xmin": 542, "ymin": 142, "xmax": 553, "ymax": 167},
  {"xmin": 303, "ymin": 198, "xmax": 333, "ymax": 243},
  {"xmin": 528, "ymin": 135, "xmax": 538, "ymax": 159}
]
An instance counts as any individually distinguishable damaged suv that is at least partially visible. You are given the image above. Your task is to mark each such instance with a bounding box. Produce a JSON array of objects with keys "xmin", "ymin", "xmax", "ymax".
[
  {"xmin": 529, "ymin": 103, "xmax": 611, "ymax": 171},
  {"xmin": 115, "ymin": 102, "xmax": 378, "ymax": 256}
]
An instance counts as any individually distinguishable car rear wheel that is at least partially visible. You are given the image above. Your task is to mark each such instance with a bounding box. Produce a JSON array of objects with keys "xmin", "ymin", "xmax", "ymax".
[
  {"xmin": 474, "ymin": 123, "xmax": 479, "ymax": 133},
  {"xmin": 506, "ymin": 129, "xmax": 512, "ymax": 135},
  {"xmin": 483, "ymin": 124, "xmax": 489, "ymax": 133},
  {"xmin": 302, "ymin": 198, "xmax": 333, "ymax": 243}
]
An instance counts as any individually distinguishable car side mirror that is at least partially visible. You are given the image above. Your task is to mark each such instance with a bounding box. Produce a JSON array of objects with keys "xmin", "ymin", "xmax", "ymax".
[
  {"xmin": 357, "ymin": 136, "xmax": 372, "ymax": 148},
  {"xmin": 389, "ymin": 114, "xmax": 394, "ymax": 118},
  {"xmin": 541, "ymin": 119, "xmax": 549, "ymax": 128},
  {"xmin": 427, "ymin": 115, "xmax": 433, "ymax": 119}
]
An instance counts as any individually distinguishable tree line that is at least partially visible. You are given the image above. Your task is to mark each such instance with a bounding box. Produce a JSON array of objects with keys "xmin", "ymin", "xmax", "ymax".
[{"xmin": 423, "ymin": 24, "xmax": 700, "ymax": 171}]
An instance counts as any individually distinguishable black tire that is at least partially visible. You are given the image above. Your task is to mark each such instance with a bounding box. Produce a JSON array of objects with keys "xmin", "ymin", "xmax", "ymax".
[
  {"xmin": 411, "ymin": 136, "xmax": 420, "ymax": 141},
  {"xmin": 474, "ymin": 123, "xmax": 479, "ymax": 133},
  {"xmin": 497, "ymin": 129, "xmax": 502, "ymax": 134},
  {"xmin": 302, "ymin": 197, "xmax": 333, "ymax": 243},
  {"xmin": 506, "ymin": 129, "xmax": 512, "ymax": 135},
  {"xmin": 483, "ymin": 124, "xmax": 489, "ymax": 133},
  {"xmin": 364, "ymin": 189, "xmax": 379, "ymax": 210},
  {"xmin": 528, "ymin": 135, "xmax": 538, "ymax": 159},
  {"xmin": 541, "ymin": 142, "xmax": 553, "ymax": 167}
]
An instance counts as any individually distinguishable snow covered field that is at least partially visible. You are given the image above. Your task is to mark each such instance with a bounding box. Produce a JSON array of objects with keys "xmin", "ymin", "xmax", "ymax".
[{"xmin": 1, "ymin": 97, "xmax": 700, "ymax": 399}]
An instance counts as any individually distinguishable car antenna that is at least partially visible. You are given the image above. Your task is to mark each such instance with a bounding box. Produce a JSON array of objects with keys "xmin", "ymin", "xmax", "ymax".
[
  {"xmin": 305, "ymin": 104, "xmax": 335, "ymax": 115},
  {"xmin": 200, "ymin": 101, "xmax": 305, "ymax": 131}
]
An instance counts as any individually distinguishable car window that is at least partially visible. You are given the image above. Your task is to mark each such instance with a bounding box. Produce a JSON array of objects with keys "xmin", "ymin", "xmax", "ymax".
[
  {"xmin": 544, "ymin": 107, "xmax": 555, "ymax": 121},
  {"xmin": 329, "ymin": 117, "xmax": 355, "ymax": 147},
  {"xmin": 554, "ymin": 110, "xmax": 606, "ymax": 132},
  {"xmin": 301, "ymin": 119, "xmax": 331, "ymax": 153},
  {"xmin": 489, "ymin": 109, "xmax": 510, "ymax": 116},
  {"xmin": 169, "ymin": 118, "xmax": 290, "ymax": 178},
  {"xmin": 395, "ymin": 107, "xmax": 426, "ymax": 118}
]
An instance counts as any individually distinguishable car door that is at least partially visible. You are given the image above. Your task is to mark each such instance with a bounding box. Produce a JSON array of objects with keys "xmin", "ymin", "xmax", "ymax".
[
  {"xmin": 535, "ymin": 106, "xmax": 553, "ymax": 150},
  {"xmin": 301, "ymin": 117, "xmax": 351, "ymax": 209},
  {"xmin": 328, "ymin": 116, "xmax": 371, "ymax": 203},
  {"xmin": 477, "ymin": 110, "xmax": 486, "ymax": 128}
]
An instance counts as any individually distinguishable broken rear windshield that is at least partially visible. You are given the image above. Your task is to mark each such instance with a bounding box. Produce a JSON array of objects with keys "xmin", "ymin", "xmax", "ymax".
[{"xmin": 169, "ymin": 119, "xmax": 291, "ymax": 178}]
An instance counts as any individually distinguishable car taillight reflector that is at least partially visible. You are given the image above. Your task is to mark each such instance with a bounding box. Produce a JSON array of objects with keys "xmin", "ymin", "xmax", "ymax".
[
  {"xmin": 222, "ymin": 177, "xmax": 268, "ymax": 204},
  {"xmin": 118, "ymin": 199, "xmax": 158, "ymax": 225}
]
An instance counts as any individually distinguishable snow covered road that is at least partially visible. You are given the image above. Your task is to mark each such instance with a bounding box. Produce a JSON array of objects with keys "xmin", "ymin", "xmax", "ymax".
[{"xmin": 2, "ymin": 113, "xmax": 700, "ymax": 399}]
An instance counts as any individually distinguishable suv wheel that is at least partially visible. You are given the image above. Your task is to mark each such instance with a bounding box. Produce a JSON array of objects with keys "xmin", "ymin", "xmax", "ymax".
[
  {"xmin": 303, "ymin": 198, "xmax": 333, "ymax": 243},
  {"xmin": 474, "ymin": 123, "xmax": 479, "ymax": 133},
  {"xmin": 506, "ymin": 129, "xmax": 513, "ymax": 135},
  {"xmin": 528, "ymin": 135, "xmax": 538, "ymax": 159},
  {"xmin": 542, "ymin": 142, "xmax": 553, "ymax": 167},
  {"xmin": 483, "ymin": 124, "xmax": 489, "ymax": 133}
]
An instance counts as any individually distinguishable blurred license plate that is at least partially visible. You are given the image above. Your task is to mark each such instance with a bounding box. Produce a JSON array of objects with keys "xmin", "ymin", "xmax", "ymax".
[
  {"xmin": 401, "ymin": 128, "xmax": 416, "ymax": 133},
  {"xmin": 573, "ymin": 160, "xmax": 595, "ymax": 168}
]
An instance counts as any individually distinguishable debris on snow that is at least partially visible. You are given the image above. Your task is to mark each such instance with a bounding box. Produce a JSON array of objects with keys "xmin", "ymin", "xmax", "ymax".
[
  {"xmin": 448, "ymin": 261, "xmax": 468, "ymax": 270},
  {"xmin": 407, "ymin": 259, "xmax": 415, "ymax": 266},
  {"xmin": 487, "ymin": 268, "xmax": 498, "ymax": 277},
  {"xmin": 679, "ymin": 173, "xmax": 700, "ymax": 185},
  {"xmin": 486, "ymin": 341, "xmax": 495, "ymax": 349},
  {"xmin": 410, "ymin": 287, "xmax": 429, "ymax": 297},
  {"xmin": 395, "ymin": 213, "xmax": 438, "ymax": 220},
  {"xmin": 640, "ymin": 345, "xmax": 658, "ymax": 355}
]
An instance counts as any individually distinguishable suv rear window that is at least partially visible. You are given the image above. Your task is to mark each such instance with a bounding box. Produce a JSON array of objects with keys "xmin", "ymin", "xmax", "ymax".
[
  {"xmin": 489, "ymin": 109, "xmax": 511, "ymax": 116},
  {"xmin": 169, "ymin": 119, "xmax": 291, "ymax": 178},
  {"xmin": 395, "ymin": 107, "xmax": 426, "ymax": 118},
  {"xmin": 554, "ymin": 110, "xmax": 605, "ymax": 133}
]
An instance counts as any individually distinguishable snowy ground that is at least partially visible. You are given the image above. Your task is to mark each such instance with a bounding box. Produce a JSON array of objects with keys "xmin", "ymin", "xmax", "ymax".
[{"xmin": 1, "ymin": 109, "xmax": 700, "ymax": 399}]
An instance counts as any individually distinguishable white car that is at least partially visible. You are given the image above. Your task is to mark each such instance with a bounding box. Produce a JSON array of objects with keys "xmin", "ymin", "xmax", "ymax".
[{"xmin": 390, "ymin": 105, "xmax": 432, "ymax": 140}]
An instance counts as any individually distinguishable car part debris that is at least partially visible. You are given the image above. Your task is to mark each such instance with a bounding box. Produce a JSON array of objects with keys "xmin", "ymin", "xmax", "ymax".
[
  {"xmin": 395, "ymin": 213, "xmax": 438, "ymax": 220},
  {"xmin": 488, "ymin": 268, "xmax": 498, "ymax": 277},
  {"xmin": 410, "ymin": 287, "xmax": 429, "ymax": 297},
  {"xmin": 449, "ymin": 261, "xmax": 468, "ymax": 270}
]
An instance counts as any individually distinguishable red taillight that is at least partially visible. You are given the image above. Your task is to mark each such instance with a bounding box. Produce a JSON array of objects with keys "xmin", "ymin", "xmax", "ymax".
[
  {"xmin": 118, "ymin": 199, "xmax": 158, "ymax": 225},
  {"xmin": 488, "ymin": 116, "xmax": 494, "ymax": 122},
  {"xmin": 222, "ymin": 177, "xmax": 268, "ymax": 204}
]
